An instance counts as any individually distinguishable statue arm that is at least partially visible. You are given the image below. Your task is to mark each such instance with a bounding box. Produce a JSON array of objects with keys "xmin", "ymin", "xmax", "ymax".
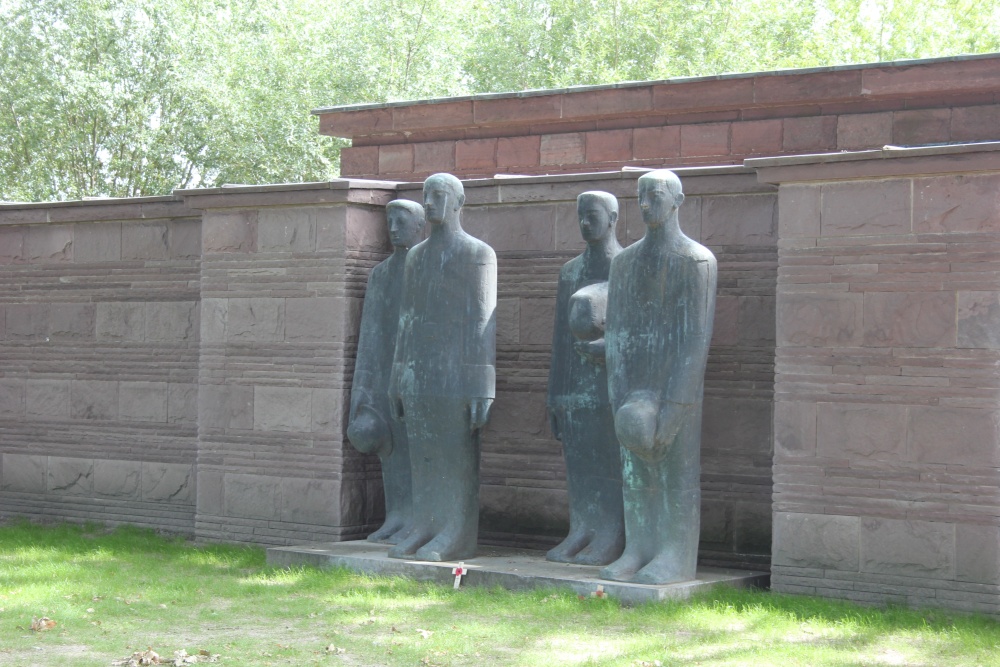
[
  {"xmin": 546, "ymin": 267, "xmax": 575, "ymax": 440},
  {"xmin": 468, "ymin": 246, "xmax": 498, "ymax": 432},
  {"xmin": 387, "ymin": 258, "xmax": 416, "ymax": 421},
  {"xmin": 349, "ymin": 270, "xmax": 384, "ymax": 423}
]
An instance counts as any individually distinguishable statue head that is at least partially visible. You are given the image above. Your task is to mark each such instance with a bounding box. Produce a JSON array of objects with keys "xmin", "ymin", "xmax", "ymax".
[
  {"xmin": 422, "ymin": 173, "xmax": 465, "ymax": 225},
  {"xmin": 386, "ymin": 199, "xmax": 425, "ymax": 249},
  {"xmin": 577, "ymin": 191, "xmax": 619, "ymax": 244},
  {"xmin": 637, "ymin": 169, "xmax": 684, "ymax": 228}
]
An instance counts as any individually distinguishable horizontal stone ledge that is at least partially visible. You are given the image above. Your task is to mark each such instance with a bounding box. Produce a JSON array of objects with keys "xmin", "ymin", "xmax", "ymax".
[
  {"xmin": 314, "ymin": 54, "xmax": 1000, "ymax": 138},
  {"xmin": 752, "ymin": 141, "xmax": 1000, "ymax": 183}
]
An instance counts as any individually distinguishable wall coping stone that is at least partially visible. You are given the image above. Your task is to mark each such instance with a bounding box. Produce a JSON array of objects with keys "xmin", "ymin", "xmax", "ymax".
[
  {"xmin": 316, "ymin": 53, "xmax": 1000, "ymax": 141},
  {"xmin": 0, "ymin": 195, "xmax": 196, "ymax": 225},
  {"xmin": 395, "ymin": 165, "xmax": 755, "ymax": 192},
  {"xmin": 751, "ymin": 141, "xmax": 1000, "ymax": 183},
  {"xmin": 176, "ymin": 179, "xmax": 401, "ymax": 210},
  {"xmin": 314, "ymin": 53, "xmax": 1000, "ymax": 115},
  {"xmin": 0, "ymin": 195, "xmax": 179, "ymax": 209},
  {"xmin": 174, "ymin": 179, "xmax": 402, "ymax": 196}
]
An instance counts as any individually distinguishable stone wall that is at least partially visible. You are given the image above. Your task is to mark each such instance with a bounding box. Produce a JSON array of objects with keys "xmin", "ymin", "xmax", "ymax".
[
  {"xmin": 0, "ymin": 197, "xmax": 201, "ymax": 531},
  {"xmin": 756, "ymin": 143, "xmax": 1000, "ymax": 614},
  {"xmin": 0, "ymin": 172, "xmax": 775, "ymax": 568},
  {"xmin": 318, "ymin": 55, "xmax": 1000, "ymax": 182},
  {"xmin": 396, "ymin": 167, "xmax": 776, "ymax": 567}
]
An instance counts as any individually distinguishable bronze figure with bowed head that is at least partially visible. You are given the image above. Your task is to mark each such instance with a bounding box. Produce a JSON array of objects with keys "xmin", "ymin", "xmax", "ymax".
[
  {"xmin": 346, "ymin": 199, "xmax": 425, "ymax": 544},
  {"xmin": 387, "ymin": 173, "xmax": 497, "ymax": 562},
  {"xmin": 546, "ymin": 191, "xmax": 626, "ymax": 566},
  {"xmin": 602, "ymin": 169, "xmax": 717, "ymax": 585}
]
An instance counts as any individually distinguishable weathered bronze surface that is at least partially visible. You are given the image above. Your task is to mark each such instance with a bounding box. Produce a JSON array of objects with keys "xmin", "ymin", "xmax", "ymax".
[
  {"xmin": 387, "ymin": 173, "xmax": 497, "ymax": 562},
  {"xmin": 546, "ymin": 191, "xmax": 625, "ymax": 566},
  {"xmin": 602, "ymin": 170, "xmax": 717, "ymax": 585},
  {"xmin": 346, "ymin": 200, "xmax": 425, "ymax": 543}
]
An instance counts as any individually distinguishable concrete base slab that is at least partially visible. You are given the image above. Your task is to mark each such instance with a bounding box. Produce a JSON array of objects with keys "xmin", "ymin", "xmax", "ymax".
[{"xmin": 266, "ymin": 540, "xmax": 770, "ymax": 605}]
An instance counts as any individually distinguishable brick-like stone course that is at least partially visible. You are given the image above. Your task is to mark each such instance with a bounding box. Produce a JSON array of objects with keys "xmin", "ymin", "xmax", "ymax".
[
  {"xmin": 757, "ymin": 143, "xmax": 1000, "ymax": 614},
  {"xmin": 320, "ymin": 55, "xmax": 1000, "ymax": 181}
]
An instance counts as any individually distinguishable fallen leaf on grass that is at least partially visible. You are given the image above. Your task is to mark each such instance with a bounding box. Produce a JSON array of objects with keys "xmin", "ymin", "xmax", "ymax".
[
  {"xmin": 31, "ymin": 617, "xmax": 57, "ymax": 632},
  {"xmin": 325, "ymin": 645, "xmax": 346, "ymax": 654},
  {"xmin": 111, "ymin": 648, "xmax": 161, "ymax": 666},
  {"xmin": 416, "ymin": 629, "xmax": 433, "ymax": 639},
  {"xmin": 110, "ymin": 648, "xmax": 220, "ymax": 666}
]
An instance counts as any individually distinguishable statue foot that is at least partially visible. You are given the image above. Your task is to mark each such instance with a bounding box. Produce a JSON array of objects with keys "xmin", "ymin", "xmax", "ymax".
[
  {"xmin": 366, "ymin": 514, "xmax": 409, "ymax": 544},
  {"xmin": 631, "ymin": 553, "xmax": 694, "ymax": 586},
  {"xmin": 571, "ymin": 530, "xmax": 624, "ymax": 567},
  {"xmin": 387, "ymin": 529, "xmax": 431, "ymax": 559},
  {"xmin": 413, "ymin": 529, "xmax": 476, "ymax": 563},
  {"xmin": 599, "ymin": 549, "xmax": 644, "ymax": 582},
  {"xmin": 546, "ymin": 529, "xmax": 590, "ymax": 563}
]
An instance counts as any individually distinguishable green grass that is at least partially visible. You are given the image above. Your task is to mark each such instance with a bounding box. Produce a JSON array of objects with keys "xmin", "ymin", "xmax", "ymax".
[{"xmin": 2, "ymin": 520, "xmax": 1000, "ymax": 666}]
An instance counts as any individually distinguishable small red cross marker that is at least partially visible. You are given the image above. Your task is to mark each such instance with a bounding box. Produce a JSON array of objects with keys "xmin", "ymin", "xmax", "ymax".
[{"xmin": 452, "ymin": 562, "xmax": 467, "ymax": 589}]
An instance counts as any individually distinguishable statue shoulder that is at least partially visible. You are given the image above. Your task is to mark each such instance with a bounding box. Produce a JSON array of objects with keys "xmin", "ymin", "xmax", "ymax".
[
  {"xmin": 560, "ymin": 254, "xmax": 584, "ymax": 279},
  {"xmin": 369, "ymin": 255, "xmax": 393, "ymax": 281},
  {"xmin": 682, "ymin": 238, "xmax": 717, "ymax": 267},
  {"xmin": 461, "ymin": 233, "xmax": 497, "ymax": 263},
  {"xmin": 611, "ymin": 240, "xmax": 641, "ymax": 270}
]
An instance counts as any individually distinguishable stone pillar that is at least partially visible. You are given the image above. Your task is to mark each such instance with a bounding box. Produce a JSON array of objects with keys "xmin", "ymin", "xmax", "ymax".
[
  {"xmin": 754, "ymin": 143, "xmax": 1000, "ymax": 613},
  {"xmin": 179, "ymin": 181, "xmax": 396, "ymax": 545}
]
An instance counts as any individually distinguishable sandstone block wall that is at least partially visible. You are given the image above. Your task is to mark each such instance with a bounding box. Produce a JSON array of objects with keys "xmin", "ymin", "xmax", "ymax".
[
  {"xmin": 0, "ymin": 173, "xmax": 775, "ymax": 568},
  {"xmin": 0, "ymin": 197, "xmax": 201, "ymax": 531},
  {"xmin": 179, "ymin": 182, "xmax": 397, "ymax": 545},
  {"xmin": 757, "ymin": 143, "xmax": 1000, "ymax": 614},
  {"xmin": 319, "ymin": 55, "xmax": 1000, "ymax": 182},
  {"xmin": 397, "ymin": 167, "xmax": 776, "ymax": 567}
]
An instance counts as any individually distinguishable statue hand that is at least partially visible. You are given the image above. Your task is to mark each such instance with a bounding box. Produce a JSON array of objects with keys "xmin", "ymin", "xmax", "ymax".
[
  {"xmin": 615, "ymin": 394, "xmax": 689, "ymax": 462},
  {"xmin": 469, "ymin": 398, "xmax": 493, "ymax": 433},
  {"xmin": 547, "ymin": 407, "xmax": 562, "ymax": 441},
  {"xmin": 653, "ymin": 401, "xmax": 687, "ymax": 452},
  {"xmin": 573, "ymin": 338, "xmax": 606, "ymax": 366}
]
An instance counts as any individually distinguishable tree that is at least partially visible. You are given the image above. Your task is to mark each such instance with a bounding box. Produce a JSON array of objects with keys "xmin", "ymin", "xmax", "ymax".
[{"xmin": 1, "ymin": 0, "xmax": 997, "ymax": 201}]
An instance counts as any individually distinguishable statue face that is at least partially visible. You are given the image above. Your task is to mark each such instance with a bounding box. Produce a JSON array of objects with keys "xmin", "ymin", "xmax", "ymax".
[
  {"xmin": 638, "ymin": 180, "xmax": 673, "ymax": 228},
  {"xmin": 578, "ymin": 200, "xmax": 616, "ymax": 243},
  {"xmin": 387, "ymin": 207, "xmax": 423, "ymax": 249},
  {"xmin": 422, "ymin": 182, "xmax": 455, "ymax": 225}
]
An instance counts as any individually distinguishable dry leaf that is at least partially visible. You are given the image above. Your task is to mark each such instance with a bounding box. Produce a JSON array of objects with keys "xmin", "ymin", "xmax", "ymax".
[
  {"xmin": 325, "ymin": 644, "xmax": 345, "ymax": 654},
  {"xmin": 30, "ymin": 617, "xmax": 57, "ymax": 632},
  {"xmin": 111, "ymin": 648, "xmax": 218, "ymax": 666},
  {"xmin": 416, "ymin": 629, "xmax": 433, "ymax": 639}
]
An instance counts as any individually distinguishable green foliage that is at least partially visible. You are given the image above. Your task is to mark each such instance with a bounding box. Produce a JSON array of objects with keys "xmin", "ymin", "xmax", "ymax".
[
  {"xmin": 1, "ymin": 0, "xmax": 997, "ymax": 201},
  {"xmin": 3, "ymin": 521, "xmax": 1000, "ymax": 666}
]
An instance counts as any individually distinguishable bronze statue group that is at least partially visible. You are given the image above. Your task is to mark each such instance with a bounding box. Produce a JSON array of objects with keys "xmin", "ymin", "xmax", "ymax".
[{"xmin": 347, "ymin": 170, "xmax": 716, "ymax": 585}]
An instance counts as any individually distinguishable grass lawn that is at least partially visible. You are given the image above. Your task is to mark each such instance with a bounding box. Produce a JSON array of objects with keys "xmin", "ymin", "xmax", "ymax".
[{"xmin": 2, "ymin": 521, "xmax": 1000, "ymax": 666}]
